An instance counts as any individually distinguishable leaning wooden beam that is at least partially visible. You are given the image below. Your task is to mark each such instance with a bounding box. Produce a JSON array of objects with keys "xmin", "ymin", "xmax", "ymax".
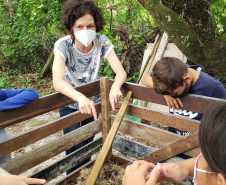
[
  {"xmin": 0, "ymin": 80, "xmax": 100, "ymax": 129},
  {"xmin": 85, "ymin": 91, "xmax": 132, "ymax": 185},
  {"xmin": 0, "ymin": 103, "xmax": 101, "ymax": 157},
  {"xmin": 30, "ymin": 138, "xmax": 102, "ymax": 182},
  {"xmin": 140, "ymin": 132, "xmax": 199, "ymax": 164},
  {"xmin": 110, "ymin": 80, "xmax": 226, "ymax": 114},
  {"xmin": 0, "ymin": 119, "xmax": 102, "ymax": 175},
  {"xmin": 100, "ymin": 77, "xmax": 111, "ymax": 159},
  {"xmin": 111, "ymin": 115, "xmax": 183, "ymax": 147},
  {"xmin": 115, "ymin": 104, "xmax": 200, "ymax": 133}
]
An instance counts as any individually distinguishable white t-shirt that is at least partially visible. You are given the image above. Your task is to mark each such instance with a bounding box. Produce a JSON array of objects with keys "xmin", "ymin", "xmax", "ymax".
[{"xmin": 54, "ymin": 34, "xmax": 114, "ymax": 109}]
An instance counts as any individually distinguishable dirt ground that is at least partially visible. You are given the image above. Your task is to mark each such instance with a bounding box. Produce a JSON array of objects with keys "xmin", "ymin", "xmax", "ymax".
[{"xmin": 8, "ymin": 110, "xmax": 67, "ymax": 185}]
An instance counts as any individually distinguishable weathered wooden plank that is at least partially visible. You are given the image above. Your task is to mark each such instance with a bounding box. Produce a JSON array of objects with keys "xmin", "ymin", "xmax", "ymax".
[
  {"xmin": 115, "ymin": 104, "xmax": 200, "ymax": 133},
  {"xmin": 112, "ymin": 116, "xmax": 183, "ymax": 147},
  {"xmin": 113, "ymin": 135, "xmax": 187, "ymax": 163},
  {"xmin": 110, "ymin": 80, "xmax": 226, "ymax": 114},
  {"xmin": 0, "ymin": 80, "xmax": 100, "ymax": 129},
  {"xmin": 140, "ymin": 132, "xmax": 199, "ymax": 164},
  {"xmin": 30, "ymin": 138, "xmax": 102, "ymax": 182},
  {"xmin": 0, "ymin": 103, "xmax": 101, "ymax": 157},
  {"xmin": 100, "ymin": 77, "xmax": 111, "ymax": 159},
  {"xmin": 85, "ymin": 91, "xmax": 132, "ymax": 185},
  {"xmin": 0, "ymin": 119, "xmax": 102, "ymax": 174}
]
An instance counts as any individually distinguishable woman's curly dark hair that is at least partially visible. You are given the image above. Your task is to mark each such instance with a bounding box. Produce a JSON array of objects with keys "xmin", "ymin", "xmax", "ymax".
[{"xmin": 61, "ymin": 0, "xmax": 106, "ymax": 44}]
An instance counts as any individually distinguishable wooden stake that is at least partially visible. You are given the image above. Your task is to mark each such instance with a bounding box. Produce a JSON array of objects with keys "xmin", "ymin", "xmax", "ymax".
[
  {"xmin": 140, "ymin": 132, "xmax": 199, "ymax": 164},
  {"xmin": 85, "ymin": 91, "xmax": 132, "ymax": 185}
]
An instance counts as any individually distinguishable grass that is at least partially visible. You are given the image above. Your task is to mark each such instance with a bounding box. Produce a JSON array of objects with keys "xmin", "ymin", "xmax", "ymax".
[{"xmin": 0, "ymin": 66, "xmax": 55, "ymax": 97}]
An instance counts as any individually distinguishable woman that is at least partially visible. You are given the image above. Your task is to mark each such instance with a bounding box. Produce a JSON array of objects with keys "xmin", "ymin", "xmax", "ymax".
[{"xmin": 52, "ymin": 0, "xmax": 126, "ymax": 173}]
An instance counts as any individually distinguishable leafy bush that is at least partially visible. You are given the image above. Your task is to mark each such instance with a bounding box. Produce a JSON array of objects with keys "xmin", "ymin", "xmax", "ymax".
[{"xmin": 0, "ymin": 0, "xmax": 64, "ymax": 72}]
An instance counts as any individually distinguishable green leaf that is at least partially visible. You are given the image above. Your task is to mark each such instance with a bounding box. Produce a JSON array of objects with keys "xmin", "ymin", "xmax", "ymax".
[{"xmin": 4, "ymin": 49, "xmax": 14, "ymax": 57}]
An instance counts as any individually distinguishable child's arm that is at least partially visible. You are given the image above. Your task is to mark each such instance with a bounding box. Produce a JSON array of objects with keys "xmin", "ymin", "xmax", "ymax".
[
  {"xmin": 0, "ymin": 173, "xmax": 46, "ymax": 185},
  {"xmin": 160, "ymin": 158, "xmax": 196, "ymax": 181}
]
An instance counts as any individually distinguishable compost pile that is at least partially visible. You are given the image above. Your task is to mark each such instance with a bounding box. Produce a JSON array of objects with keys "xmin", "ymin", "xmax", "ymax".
[
  {"xmin": 73, "ymin": 161, "xmax": 126, "ymax": 185},
  {"xmin": 69, "ymin": 160, "xmax": 182, "ymax": 185}
]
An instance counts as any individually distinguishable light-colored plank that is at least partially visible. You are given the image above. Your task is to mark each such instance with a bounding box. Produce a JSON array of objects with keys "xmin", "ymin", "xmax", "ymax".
[{"xmin": 85, "ymin": 91, "xmax": 132, "ymax": 185}]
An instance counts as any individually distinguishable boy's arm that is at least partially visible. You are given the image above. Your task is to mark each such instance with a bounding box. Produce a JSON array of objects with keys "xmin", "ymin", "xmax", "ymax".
[
  {"xmin": 141, "ymin": 74, "xmax": 154, "ymax": 88},
  {"xmin": 141, "ymin": 74, "xmax": 183, "ymax": 109},
  {"xmin": 0, "ymin": 89, "xmax": 39, "ymax": 111}
]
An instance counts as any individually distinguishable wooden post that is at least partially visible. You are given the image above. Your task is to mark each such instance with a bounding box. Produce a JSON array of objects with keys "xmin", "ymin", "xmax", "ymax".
[
  {"xmin": 85, "ymin": 91, "xmax": 132, "ymax": 185},
  {"xmin": 100, "ymin": 77, "xmax": 111, "ymax": 159}
]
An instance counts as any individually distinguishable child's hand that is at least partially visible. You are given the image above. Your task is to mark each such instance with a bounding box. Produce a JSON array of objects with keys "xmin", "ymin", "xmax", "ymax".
[
  {"xmin": 123, "ymin": 160, "xmax": 161, "ymax": 185},
  {"xmin": 0, "ymin": 173, "xmax": 46, "ymax": 185},
  {"xmin": 145, "ymin": 162, "xmax": 189, "ymax": 182},
  {"xmin": 163, "ymin": 95, "xmax": 183, "ymax": 110}
]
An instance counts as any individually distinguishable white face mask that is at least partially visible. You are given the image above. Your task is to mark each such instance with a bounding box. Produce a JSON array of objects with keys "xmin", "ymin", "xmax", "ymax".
[{"xmin": 74, "ymin": 29, "xmax": 96, "ymax": 47}]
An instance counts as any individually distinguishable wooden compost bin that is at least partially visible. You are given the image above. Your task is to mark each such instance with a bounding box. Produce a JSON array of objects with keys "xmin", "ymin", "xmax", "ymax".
[{"xmin": 0, "ymin": 77, "xmax": 225, "ymax": 185}]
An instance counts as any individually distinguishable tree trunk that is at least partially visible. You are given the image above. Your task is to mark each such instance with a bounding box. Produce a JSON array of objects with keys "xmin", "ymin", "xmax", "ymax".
[
  {"xmin": 138, "ymin": 0, "xmax": 226, "ymax": 74},
  {"xmin": 5, "ymin": 0, "xmax": 13, "ymax": 17}
]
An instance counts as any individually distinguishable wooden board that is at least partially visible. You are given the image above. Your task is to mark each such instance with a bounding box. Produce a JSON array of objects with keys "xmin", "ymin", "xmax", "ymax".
[
  {"xmin": 0, "ymin": 119, "xmax": 102, "ymax": 175},
  {"xmin": 30, "ymin": 138, "xmax": 102, "ymax": 182},
  {"xmin": 115, "ymin": 104, "xmax": 200, "ymax": 133},
  {"xmin": 85, "ymin": 91, "xmax": 132, "ymax": 185},
  {"xmin": 0, "ymin": 103, "xmax": 101, "ymax": 157},
  {"xmin": 0, "ymin": 80, "xmax": 100, "ymax": 129},
  {"xmin": 110, "ymin": 80, "xmax": 226, "ymax": 114},
  {"xmin": 140, "ymin": 132, "xmax": 199, "ymax": 164}
]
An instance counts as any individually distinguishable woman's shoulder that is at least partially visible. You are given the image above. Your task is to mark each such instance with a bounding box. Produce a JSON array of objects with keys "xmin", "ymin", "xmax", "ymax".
[
  {"xmin": 95, "ymin": 34, "xmax": 112, "ymax": 46},
  {"xmin": 55, "ymin": 35, "xmax": 73, "ymax": 47}
]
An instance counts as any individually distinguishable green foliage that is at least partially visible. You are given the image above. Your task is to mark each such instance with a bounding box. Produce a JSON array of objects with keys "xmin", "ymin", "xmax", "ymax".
[
  {"xmin": 0, "ymin": 0, "xmax": 64, "ymax": 72},
  {"xmin": 97, "ymin": 0, "xmax": 158, "ymax": 82},
  {"xmin": 210, "ymin": 0, "xmax": 226, "ymax": 41}
]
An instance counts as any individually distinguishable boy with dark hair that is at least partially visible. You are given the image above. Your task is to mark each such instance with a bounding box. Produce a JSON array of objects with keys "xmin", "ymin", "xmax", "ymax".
[{"xmin": 141, "ymin": 57, "xmax": 226, "ymax": 135}]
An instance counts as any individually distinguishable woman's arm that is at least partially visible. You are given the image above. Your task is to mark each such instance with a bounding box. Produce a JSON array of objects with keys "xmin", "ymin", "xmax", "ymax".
[
  {"xmin": 106, "ymin": 49, "xmax": 127, "ymax": 111},
  {"xmin": 52, "ymin": 52, "xmax": 97, "ymax": 120}
]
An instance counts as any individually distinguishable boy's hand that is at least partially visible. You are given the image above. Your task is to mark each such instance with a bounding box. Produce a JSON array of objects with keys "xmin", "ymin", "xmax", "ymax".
[
  {"xmin": 122, "ymin": 160, "xmax": 161, "ymax": 185},
  {"xmin": 163, "ymin": 95, "xmax": 183, "ymax": 110}
]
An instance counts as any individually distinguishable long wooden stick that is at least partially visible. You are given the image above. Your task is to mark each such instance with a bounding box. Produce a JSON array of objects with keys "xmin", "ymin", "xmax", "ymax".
[
  {"xmin": 140, "ymin": 131, "xmax": 199, "ymax": 164},
  {"xmin": 85, "ymin": 91, "xmax": 132, "ymax": 185}
]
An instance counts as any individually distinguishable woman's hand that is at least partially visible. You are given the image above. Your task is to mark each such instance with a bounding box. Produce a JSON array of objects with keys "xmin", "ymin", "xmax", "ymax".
[
  {"xmin": 163, "ymin": 95, "xmax": 183, "ymax": 110},
  {"xmin": 0, "ymin": 173, "xmax": 46, "ymax": 185},
  {"xmin": 122, "ymin": 160, "xmax": 162, "ymax": 185},
  {"xmin": 109, "ymin": 83, "xmax": 123, "ymax": 111},
  {"xmin": 78, "ymin": 95, "xmax": 97, "ymax": 120}
]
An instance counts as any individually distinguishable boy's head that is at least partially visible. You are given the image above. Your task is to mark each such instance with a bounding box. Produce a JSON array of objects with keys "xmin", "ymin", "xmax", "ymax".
[
  {"xmin": 199, "ymin": 102, "xmax": 226, "ymax": 178},
  {"xmin": 152, "ymin": 57, "xmax": 190, "ymax": 97}
]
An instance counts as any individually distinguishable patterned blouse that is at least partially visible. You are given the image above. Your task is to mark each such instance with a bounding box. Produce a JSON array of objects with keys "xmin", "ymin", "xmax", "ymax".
[{"xmin": 54, "ymin": 34, "xmax": 114, "ymax": 109}]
